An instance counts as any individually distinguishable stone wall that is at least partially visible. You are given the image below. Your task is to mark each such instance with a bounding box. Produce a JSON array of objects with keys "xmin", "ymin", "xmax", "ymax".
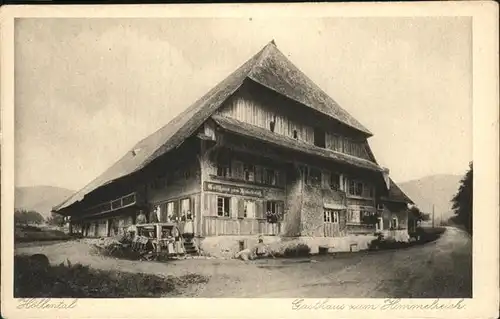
[
  {"xmin": 300, "ymin": 185, "xmax": 324, "ymax": 237},
  {"xmin": 283, "ymin": 167, "xmax": 302, "ymax": 236}
]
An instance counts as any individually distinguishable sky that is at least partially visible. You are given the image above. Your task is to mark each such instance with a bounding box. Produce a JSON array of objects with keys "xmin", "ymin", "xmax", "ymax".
[{"xmin": 14, "ymin": 17, "xmax": 472, "ymax": 190}]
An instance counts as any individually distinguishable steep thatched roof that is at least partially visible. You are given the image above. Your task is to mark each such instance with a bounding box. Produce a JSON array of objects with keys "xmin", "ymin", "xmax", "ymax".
[
  {"xmin": 212, "ymin": 115, "xmax": 381, "ymax": 172},
  {"xmin": 381, "ymin": 179, "xmax": 414, "ymax": 204},
  {"xmin": 54, "ymin": 41, "xmax": 373, "ymax": 212}
]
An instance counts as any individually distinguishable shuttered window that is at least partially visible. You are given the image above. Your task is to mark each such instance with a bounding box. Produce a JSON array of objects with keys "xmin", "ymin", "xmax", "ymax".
[{"xmin": 244, "ymin": 200, "xmax": 256, "ymax": 218}]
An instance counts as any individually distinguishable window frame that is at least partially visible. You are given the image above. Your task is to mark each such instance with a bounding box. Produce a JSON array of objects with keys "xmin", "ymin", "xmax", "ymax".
[
  {"xmin": 243, "ymin": 164, "xmax": 255, "ymax": 182},
  {"xmin": 323, "ymin": 209, "xmax": 339, "ymax": 224},
  {"xmin": 217, "ymin": 196, "xmax": 231, "ymax": 217},
  {"xmin": 307, "ymin": 166, "xmax": 322, "ymax": 186},
  {"xmin": 263, "ymin": 167, "xmax": 278, "ymax": 186},
  {"xmin": 243, "ymin": 200, "xmax": 256, "ymax": 219},
  {"xmin": 329, "ymin": 172, "xmax": 341, "ymax": 190},
  {"xmin": 216, "ymin": 157, "xmax": 231, "ymax": 178}
]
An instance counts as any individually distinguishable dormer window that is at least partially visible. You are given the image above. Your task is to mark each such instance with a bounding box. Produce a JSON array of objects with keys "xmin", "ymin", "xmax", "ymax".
[{"xmin": 314, "ymin": 127, "xmax": 325, "ymax": 148}]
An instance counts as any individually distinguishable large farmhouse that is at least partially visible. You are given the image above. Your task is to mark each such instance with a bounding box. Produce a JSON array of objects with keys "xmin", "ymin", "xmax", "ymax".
[{"xmin": 53, "ymin": 41, "xmax": 413, "ymax": 254}]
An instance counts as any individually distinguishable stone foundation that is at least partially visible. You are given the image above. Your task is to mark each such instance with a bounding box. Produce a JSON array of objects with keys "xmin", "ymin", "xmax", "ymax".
[
  {"xmin": 299, "ymin": 234, "xmax": 377, "ymax": 254},
  {"xmin": 198, "ymin": 235, "xmax": 284, "ymax": 258},
  {"xmin": 199, "ymin": 233, "xmax": 379, "ymax": 257}
]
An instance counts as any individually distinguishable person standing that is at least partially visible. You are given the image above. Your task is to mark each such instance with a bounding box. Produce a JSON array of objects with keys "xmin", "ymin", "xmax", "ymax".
[
  {"xmin": 136, "ymin": 210, "xmax": 147, "ymax": 224},
  {"xmin": 183, "ymin": 211, "xmax": 194, "ymax": 239}
]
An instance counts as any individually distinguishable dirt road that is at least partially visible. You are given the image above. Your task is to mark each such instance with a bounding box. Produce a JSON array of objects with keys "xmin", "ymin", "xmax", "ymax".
[{"xmin": 15, "ymin": 227, "xmax": 472, "ymax": 298}]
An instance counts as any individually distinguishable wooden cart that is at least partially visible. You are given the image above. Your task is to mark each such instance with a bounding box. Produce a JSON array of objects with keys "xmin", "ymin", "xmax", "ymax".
[{"xmin": 132, "ymin": 223, "xmax": 185, "ymax": 261}]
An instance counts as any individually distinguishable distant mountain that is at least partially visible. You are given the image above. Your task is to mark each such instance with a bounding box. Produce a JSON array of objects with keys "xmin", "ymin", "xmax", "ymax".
[
  {"xmin": 15, "ymin": 186, "xmax": 74, "ymax": 219},
  {"xmin": 399, "ymin": 174, "xmax": 463, "ymax": 224}
]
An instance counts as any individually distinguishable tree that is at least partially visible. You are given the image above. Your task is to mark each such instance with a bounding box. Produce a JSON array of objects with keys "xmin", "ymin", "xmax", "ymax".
[
  {"xmin": 46, "ymin": 212, "xmax": 65, "ymax": 227},
  {"xmin": 409, "ymin": 206, "xmax": 430, "ymax": 222},
  {"xmin": 451, "ymin": 162, "xmax": 473, "ymax": 234},
  {"xmin": 14, "ymin": 209, "xmax": 44, "ymax": 225}
]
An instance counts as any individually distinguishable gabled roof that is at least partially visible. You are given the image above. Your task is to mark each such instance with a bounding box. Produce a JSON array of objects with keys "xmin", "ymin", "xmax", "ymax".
[
  {"xmin": 212, "ymin": 115, "xmax": 381, "ymax": 172},
  {"xmin": 381, "ymin": 178, "xmax": 414, "ymax": 205},
  {"xmin": 54, "ymin": 41, "xmax": 372, "ymax": 212}
]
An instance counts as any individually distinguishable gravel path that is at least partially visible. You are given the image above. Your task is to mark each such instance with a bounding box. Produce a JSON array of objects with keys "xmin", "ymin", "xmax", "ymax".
[{"xmin": 15, "ymin": 227, "xmax": 472, "ymax": 298}]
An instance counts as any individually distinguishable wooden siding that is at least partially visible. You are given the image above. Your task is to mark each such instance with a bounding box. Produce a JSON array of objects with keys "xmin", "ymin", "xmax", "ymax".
[
  {"xmin": 322, "ymin": 223, "xmax": 341, "ymax": 237},
  {"xmin": 147, "ymin": 159, "xmax": 201, "ymax": 204},
  {"xmin": 218, "ymin": 88, "xmax": 371, "ymax": 160},
  {"xmin": 203, "ymin": 216, "xmax": 281, "ymax": 236}
]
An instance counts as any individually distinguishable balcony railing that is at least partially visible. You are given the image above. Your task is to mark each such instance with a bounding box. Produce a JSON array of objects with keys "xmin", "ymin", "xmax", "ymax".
[{"xmin": 84, "ymin": 192, "xmax": 138, "ymax": 217}]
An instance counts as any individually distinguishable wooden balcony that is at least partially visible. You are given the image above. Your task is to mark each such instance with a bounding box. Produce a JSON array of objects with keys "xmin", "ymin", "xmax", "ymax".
[
  {"xmin": 202, "ymin": 216, "xmax": 281, "ymax": 236},
  {"xmin": 83, "ymin": 192, "xmax": 142, "ymax": 217}
]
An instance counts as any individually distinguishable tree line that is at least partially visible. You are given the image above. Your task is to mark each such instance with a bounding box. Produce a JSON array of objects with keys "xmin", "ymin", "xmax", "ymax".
[
  {"xmin": 14, "ymin": 209, "xmax": 65, "ymax": 227},
  {"xmin": 450, "ymin": 162, "xmax": 473, "ymax": 234}
]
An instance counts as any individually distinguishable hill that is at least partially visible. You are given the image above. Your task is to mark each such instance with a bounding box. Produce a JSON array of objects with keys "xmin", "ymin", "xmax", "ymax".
[
  {"xmin": 399, "ymin": 174, "xmax": 462, "ymax": 225},
  {"xmin": 15, "ymin": 186, "xmax": 74, "ymax": 219}
]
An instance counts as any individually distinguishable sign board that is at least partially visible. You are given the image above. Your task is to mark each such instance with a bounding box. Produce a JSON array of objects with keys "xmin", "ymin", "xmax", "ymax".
[{"xmin": 204, "ymin": 182, "xmax": 263, "ymax": 198}]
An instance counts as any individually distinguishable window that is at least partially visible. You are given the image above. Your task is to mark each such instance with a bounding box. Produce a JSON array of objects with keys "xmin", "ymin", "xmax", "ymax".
[
  {"xmin": 243, "ymin": 164, "xmax": 255, "ymax": 182},
  {"xmin": 217, "ymin": 196, "xmax": 230, "ymax": 217},
  {"xmin": 265, "ymin": 201, "xmax": 284, "ymax": 223},
  {"xmin": 264, "ymin": 168, "xmax": 278, "ymax": 185},
  {"xmin": 391, "ymin": 216, "xmax": 398, "ymax": 229},
  {"xmin": 166, "ymin": 201, "xmax": 175, "ymax": 221},
  {"xmin": 217, "ymin": 158, "xmax": 231, "ymax": 177},
  {"xmin": 329, "ymin": 172, "xmax": 340, "ymax": 190},
  {"xmin": 293, "ymin": 130, "xmax": 298, "ymax": 139},
  {"xmin": 314, "ymin": 127, "xmax": 326, "ymax": 148},
  {"xmin": 324, "ymin": 210, "xmax": 339, "ymax": 223},
  {"xmin": 244, "ymin": 200, "xmax": 256, "ymax": 218},
  {"xmin": 360, "ymin": 210, "xmax": 375, "ymax": 224},
  {"xmin": 180, "ymin": 198, "xmax": 191, "ymax": 220},
  {"xmin": 348, "ymin": 180, "xmax": 364, "ymax": 196},
  {"xmin": 331, "ymin": 134, "xmax": 342, "ymax": 152},
  {"xmin": 308, "ymin": 167, "xmax": 322, "ymax": 186},
  {"xmin": 347, "ymin": 209, "xmax": 360, "ymax": 224}
]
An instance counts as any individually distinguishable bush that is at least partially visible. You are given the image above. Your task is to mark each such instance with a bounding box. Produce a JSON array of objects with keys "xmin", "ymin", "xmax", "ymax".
[
  {"xmin": 281, "ymin": 243, "xmax": 311, "ymax": 258},
  {"xmin": 14, "ymin": 255, "xmax": 209, "ymax": 298}
]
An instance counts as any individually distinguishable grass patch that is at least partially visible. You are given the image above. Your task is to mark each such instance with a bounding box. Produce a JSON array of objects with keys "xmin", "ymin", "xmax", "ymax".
[
  {"xmin": 15, "ymin": 226, "xmax": 71, "ymax": 242},
  {"xmin": 14, "ymin": 255, "xmax": 209, "ymax": 298}
]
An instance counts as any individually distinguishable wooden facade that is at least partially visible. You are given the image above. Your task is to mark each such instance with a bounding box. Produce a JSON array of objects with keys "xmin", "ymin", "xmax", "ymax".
[{"xmin": 65, "ymin": 50, "xmax": 410, "ymax": 241}]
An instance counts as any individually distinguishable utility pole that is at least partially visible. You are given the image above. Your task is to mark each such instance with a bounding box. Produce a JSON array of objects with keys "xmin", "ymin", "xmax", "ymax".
[{"xmin": 432, "ymin": 204, "xmax": 435, "ymax": 228}]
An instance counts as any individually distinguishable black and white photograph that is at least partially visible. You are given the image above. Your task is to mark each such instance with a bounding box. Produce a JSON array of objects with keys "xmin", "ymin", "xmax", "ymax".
[{"xmin": 1, "ymin": 3, "xmax": 498, "ymax": 319}]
